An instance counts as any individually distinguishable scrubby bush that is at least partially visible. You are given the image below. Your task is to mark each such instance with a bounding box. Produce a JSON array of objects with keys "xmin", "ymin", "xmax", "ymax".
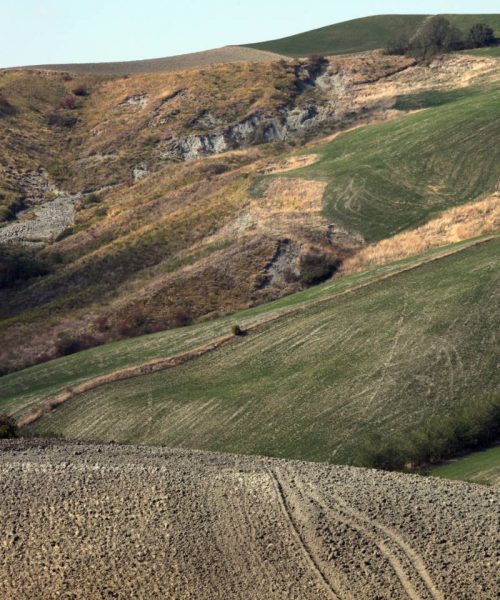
[
  {"xmin": 231, "ymin": 324, "xmax": 244, "ymax": 336},
  {"xmin": 170, "ymin": 308, "xmax": 192, "ymax": 328},
  {"xmin": 57, "ymin": 96, "xmax": 77, "ymax": 110},
  {"xmin": 0, "ymin": 94, "xmax": 16, "ymax": 117},
  {"xmin": 410, "ymin": 16, "xmax": 464, "ymax": 59},
  {"xmin": 0, "ymin": 190, "xmax": 23, "ymax": 222},
  {"xmin": 355, "ymin": 434, "xmax": 408, "ymax": 471},
  {"xmin": 467, "ymin": 23, "xmax": 496, "ymax": 48},
  {"xmin": 384, "ymin": 34, "xmax": 412, "ymax": 56},
  {"xmin": 47, "ymin": 112, "xmax": 78, "ymax": 128},
  {"xmin": 299, "ymin": 253, "xmax": 340, "ymax": 286},
  {"xmin": 0, "ymin": 414, "xmax": 18, "ymax": 439},
  {"xmin": 72, "ymin": 86, "xmax": 89, "ymax": 97},
  {"xmin": 0, "ymin": 245, "xmax": 50, "ymax": 287},
  {"xmin": 385, "ymin": 17, "xmax": 497, "ymax": 58},
  {"xmin": 48, "ymin": 160, "xmax": 74, "ymax": 183},
  {"xmin": 54, "ymin": 333, "xmax": 99, "ymax": 357}
]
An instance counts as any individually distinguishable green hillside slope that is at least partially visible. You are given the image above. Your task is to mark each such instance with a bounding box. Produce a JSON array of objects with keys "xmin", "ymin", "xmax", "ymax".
[
  {"xmin": 3, "ymin": 237, "xmax": 498, "ymax": 464},
  {"xmin": 247, "ymin": 14, "xmax": 500, "ymax": 57},
  {"xmin": 282, "ymin": 84, "xmax": 500, "ymax": 242},
  {"xmin": 429, "ymin": 446, "xmax": 500, "ymax": 487}
]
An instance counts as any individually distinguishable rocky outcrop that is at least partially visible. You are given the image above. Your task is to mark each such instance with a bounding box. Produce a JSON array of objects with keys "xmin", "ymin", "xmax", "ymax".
[
  {"xmin": 0, "ymin": 194, "xmax": 78, "ymax": 246},
  {"xmin": 158, "ymin": 102, "xmax": 329, "ymax": 161}
]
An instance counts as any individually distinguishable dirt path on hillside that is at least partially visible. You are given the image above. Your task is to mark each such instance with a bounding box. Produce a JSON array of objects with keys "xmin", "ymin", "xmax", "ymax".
[
  {"xmin": 18, "ymin": 235, "xmax": 498, "ymax": 429},
  {"xmin": 0, "ymin": 439, "xmax": 497, "ymax": 599}
]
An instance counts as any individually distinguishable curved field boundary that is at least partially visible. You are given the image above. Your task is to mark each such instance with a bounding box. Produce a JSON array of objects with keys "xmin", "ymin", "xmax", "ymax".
[
  {"xmin": 18, "ymin": 335, "xmax": 234, "ymax": 428},
  {"xmin": 18, "ymin": 235, "xmax": 497, "ymax": 430}
]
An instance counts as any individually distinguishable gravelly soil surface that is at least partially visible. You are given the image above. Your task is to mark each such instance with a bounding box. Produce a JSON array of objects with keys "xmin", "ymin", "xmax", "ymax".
[
  {"xmin": 0, "ymin": 196, "xmax": 76, "ymax": 245},
  {"xmin": 0, "ymin": 440, "xmax": 497, "ymax": 599}
]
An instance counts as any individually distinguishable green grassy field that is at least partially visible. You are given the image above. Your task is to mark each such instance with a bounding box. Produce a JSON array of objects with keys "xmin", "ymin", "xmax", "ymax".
[
  {"xmin": 4, "ymin": 237, "xmax": 497, "ymax": 465},
  {"xmin": 247, "ymin": 14, "xmax": 500, "ymax": 57},
  {"xmin": 429, "ymin": 446, "xmax": 500, "ymax": 487},
  {"xmin": 462, "ymin": 46, "xmax": 500, "ymax": 57},
  {"xmin": 282, "ymin": 84, "xmax": 500, "ymax": 242},
  {"xmin": 0, "ymin": 239, "xmax": 476, "ymax": 417}
]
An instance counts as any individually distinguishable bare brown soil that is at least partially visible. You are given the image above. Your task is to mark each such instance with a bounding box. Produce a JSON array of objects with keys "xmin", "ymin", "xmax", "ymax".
[{"xmin": 0, "ymin": 439, "xmax": 497, "ymax": 599}]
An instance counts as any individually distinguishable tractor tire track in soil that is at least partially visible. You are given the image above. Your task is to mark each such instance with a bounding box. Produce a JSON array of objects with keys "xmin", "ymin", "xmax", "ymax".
[{"xmin": 0, "ymin": 440, "xmax": 497, "ymax": 599}]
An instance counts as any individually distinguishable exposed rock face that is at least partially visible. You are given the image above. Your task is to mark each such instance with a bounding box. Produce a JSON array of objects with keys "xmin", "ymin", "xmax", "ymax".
[
  {"xmin": 121, "ymin": 93, "xmax": 149, "ymax": 108},
  {"xmin": 132, "ymin": 163, "xmax": 149, "ymax": 181},
  {"xmin": 158, "ymin": 103, "xmax": 328, "ymax": 161},
  {"xmin": 0, "ymin": 195, "xmax": 77, "ymax": 246}
]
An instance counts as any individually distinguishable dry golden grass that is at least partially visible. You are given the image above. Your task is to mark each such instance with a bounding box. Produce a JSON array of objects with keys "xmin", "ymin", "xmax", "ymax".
[
  {"xmin": 261, "ymin": 154, "xmax": 320, "ymax": 174},
  {"xmin": 342, "ymin": 195, "xmax": 500, "ymax": 274}
]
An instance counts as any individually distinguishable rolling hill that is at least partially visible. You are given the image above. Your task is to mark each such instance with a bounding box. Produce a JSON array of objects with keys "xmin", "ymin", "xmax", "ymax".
[
  {"xmin": 1, "ymin": 14, "xmax": 499, "ymax": 600},
  {"xmin": 2, "ymin": 236, "xmax": 498, "ymax": 465},
  {"xmin": 14, "ymin": 46, "xmax": 286, "ymax": 76},
  {"xmin": 279, "ymin": 82, "xmax": 500, "ymax": 241},
  {"xmin": 247, "ymin": 14, "xmax": 500, "ymax": 57},
  {"xmin": 0, "ymin": 51, "xmax": 498, "ymax": 375}
]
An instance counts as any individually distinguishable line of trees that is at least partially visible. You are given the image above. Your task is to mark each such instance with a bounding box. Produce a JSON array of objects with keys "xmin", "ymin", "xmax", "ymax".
[
  {"xmin": 385, "ymin": 16, "xmax": 497, "ymax": 60},
  {"xmin": 355, "ymin": 393, "xmax": 500, "ymax": 471}
]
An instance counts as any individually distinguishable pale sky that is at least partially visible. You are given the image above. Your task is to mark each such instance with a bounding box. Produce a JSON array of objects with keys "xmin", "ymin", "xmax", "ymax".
[{"xmin": 1, "ymin": 0, "xmax": 499, "ymax": 68}]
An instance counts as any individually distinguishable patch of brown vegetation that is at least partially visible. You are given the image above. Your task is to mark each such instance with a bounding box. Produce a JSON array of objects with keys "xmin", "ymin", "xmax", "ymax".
[
  {"xmin": 1, "ymin": 52, "xmax": 498, "ymax": 374},
  {"xmin": 261, "ymin": 154, "xmax": 319, "ymax": 173},
  {"xmin": 342, "ymin": 195, "xmax": 500, "ymax": 274}
]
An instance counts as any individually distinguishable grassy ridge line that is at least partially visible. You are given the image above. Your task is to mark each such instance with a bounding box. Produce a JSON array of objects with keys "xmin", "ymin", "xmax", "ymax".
[
  {"xmin": 11, "ymin": 47, "xmax": 286, "ymax": 76},
  {"xmin": 247, "ymin": 14, "xmax": 500, "ymax": 57},
  {"xmin": 15, "ymin": 235, "xmax": 497, "ymax": 429}
]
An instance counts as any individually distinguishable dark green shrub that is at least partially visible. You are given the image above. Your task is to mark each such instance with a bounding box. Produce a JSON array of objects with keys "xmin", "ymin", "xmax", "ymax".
[
  {"xmin": 72, "ymin": 86, "xmax": 89, "ymax": 96},
  {"xmin": 384, "ymin": 34, "xmax": 411, "ymax": 55},
  {"xmin": 356, "ymin": 393, "xmax": 500, "ymax": 471},
  {"xmin": 0, "ymin": 245, "xmax": 50, "ymax": 287},
  {"xmin": 409, "ymin": 16, "xmax": 463, "ymax": 60},
  {"xmin": 354, "ymin": 433, "xmax": 409, "ymax": 471},
  {"xmin": 231, "ymin": 324, "xmax": 244, "ymax": 336},
  {"xmin": 48, "ymin": 161, "xmax": 74, "ymax": 183},
  {"xmin": 468, "ymin": 23, "xmax": 496, "ymax": 48},
  {"xmin": 55, "ymin": 333, "xmax": 100, "ymax": 357},
  {"xmin": 0, "ymin": 414, "xmax": 18, "ymax": 439},
  {"xmin": 299, "ymin": 253, "xmax": 340, "ymax": 286}
]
